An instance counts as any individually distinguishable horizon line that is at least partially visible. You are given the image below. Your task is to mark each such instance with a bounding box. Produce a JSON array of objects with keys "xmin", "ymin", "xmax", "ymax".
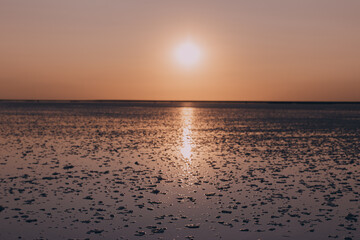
[{"xmin": 1, "ymin": 99, "xmax": 360, "ymax": 104}]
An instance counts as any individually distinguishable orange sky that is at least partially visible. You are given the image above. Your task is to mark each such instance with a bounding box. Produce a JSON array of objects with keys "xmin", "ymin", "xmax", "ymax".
[{"xmin": 1, "ymin": 1, "xmax": 360, "ymax": 101}]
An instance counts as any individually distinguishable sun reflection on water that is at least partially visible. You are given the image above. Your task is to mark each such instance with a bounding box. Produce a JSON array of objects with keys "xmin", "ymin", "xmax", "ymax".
[{"xmin": 180, "ymin": 108, "xmax": 193, "ymax": 163}]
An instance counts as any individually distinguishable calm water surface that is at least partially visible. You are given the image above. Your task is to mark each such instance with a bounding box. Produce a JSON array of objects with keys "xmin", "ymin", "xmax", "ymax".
[{"xmin": 0, "ymin": 102, "xmax": 359, "ymax": 239}]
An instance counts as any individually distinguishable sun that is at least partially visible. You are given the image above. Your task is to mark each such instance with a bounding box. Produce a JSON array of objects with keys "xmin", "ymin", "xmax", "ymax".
[{"xmin": 174, "ymin": 39, "xmax": 202, "ymax": 68}]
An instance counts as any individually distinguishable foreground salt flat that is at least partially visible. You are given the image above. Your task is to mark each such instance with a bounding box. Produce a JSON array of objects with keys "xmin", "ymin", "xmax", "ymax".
[{"xmin": 0, "ymin": 102, "xmax": 359, "ymax": 240}]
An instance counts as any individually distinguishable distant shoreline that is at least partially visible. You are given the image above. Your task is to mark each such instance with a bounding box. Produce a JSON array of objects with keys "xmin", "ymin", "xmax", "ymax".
[{"xmin": 0, "ymin": 99, "xmax": 359, "ymax": 104}]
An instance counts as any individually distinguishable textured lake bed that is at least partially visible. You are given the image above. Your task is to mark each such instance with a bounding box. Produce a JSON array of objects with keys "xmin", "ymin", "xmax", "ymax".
[{"xmin": 0, "ymin": 102, "xmax": 359, "ymax": 239}]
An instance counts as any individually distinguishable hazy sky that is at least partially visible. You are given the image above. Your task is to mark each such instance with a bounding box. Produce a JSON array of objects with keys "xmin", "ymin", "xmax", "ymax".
[{"xmin": 1, "ymin": 0, "xmax": 359, "ymax": 101}]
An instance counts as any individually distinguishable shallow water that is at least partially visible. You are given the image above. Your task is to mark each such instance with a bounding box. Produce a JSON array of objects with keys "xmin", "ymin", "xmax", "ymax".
[{"xmin": 0, "ymin": 102, "xmax": 359, "ymax": 239}]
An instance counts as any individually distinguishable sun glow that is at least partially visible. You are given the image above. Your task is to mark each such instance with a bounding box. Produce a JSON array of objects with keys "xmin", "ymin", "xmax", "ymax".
[{"xmin": 174, "ymin": 39, "xmax": 202, "ymax": 68}]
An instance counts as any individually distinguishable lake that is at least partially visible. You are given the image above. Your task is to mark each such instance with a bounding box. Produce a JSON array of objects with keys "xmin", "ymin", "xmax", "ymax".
[{"xmin": 0, "ymin": 101, "xmax": 359, "ymax": 239}]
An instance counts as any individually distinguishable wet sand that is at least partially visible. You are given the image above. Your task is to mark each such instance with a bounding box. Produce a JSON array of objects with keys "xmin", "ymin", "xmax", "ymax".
[{"xmin": 0, "ymin": 102, "xmax": 359, "ymax": 239}]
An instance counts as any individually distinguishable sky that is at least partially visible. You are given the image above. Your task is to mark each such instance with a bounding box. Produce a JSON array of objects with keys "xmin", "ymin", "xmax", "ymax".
[{"xmin": 0, "ymin": 0, "xmax": 360, "ymax": 101}]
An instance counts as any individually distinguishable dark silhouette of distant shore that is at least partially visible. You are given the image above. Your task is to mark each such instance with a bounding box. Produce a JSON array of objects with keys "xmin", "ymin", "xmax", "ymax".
[
  {"xmin": 1, "ymin": 99, "xmax": 359, "ymax": 110},
  {"xmin": 0, "ymin": 99, "xmax": 359, "ymax": 104}
]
